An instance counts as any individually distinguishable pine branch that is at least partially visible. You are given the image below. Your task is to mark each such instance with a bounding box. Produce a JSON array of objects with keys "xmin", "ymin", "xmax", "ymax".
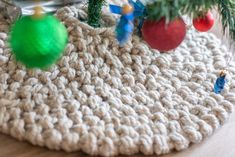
[
  {"xmin": 146, "ymin": 0, "xmax": 217, "ymax": 21},
  {"xmin": 87, "ymin": 0, "xmax": 105, "ymax": 28},
  {"xmin": 146, "ymin": 0, "xmax": 185, "ymax": 21},
  {"xmin": 217, "ymin": 0, "xmax": 235, "ymax": 40}
]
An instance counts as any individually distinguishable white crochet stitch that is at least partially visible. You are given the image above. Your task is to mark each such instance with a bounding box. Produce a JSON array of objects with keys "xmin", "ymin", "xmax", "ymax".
[{"xmin": 1, "ymin": 3, "xmax": 235, "ymax": 157}]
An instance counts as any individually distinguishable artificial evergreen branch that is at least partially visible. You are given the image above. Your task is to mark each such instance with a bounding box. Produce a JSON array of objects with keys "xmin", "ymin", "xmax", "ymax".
[
  {"xmin": 87, "ymin": 0, "xmax": 105, "ymax": 28},
  {"xmin": 181, "ymin": 0, "xmax": 217, "ymax": 17},
  {"xmin": 146, "ymin": 0, "xmax": 217, "ymax": 21},
  {"xmin": 146, "ymin": 0, "xmax": 185, "ymax": 21},
  {"xmin": 217, "ymin": 0, "xmax": 235, "ymax": 40}
]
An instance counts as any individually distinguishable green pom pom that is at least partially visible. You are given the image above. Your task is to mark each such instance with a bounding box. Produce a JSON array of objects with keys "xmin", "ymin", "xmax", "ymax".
[{"xmin": 10, "ymin": 14, "xmax": 68, "ymax": 69}]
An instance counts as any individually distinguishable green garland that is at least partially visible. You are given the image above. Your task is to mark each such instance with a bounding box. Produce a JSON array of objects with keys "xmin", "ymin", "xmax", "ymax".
[
  {"xmin": 87, "ymin": 0, "xmax": 105, "ymax": 28},
  {"xmin": 145, "ymin": 0, "xmax": 235, "ymax": 40}
]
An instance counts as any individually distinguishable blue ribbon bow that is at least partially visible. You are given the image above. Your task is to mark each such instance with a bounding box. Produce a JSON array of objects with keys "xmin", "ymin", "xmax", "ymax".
[{"xmin": 109, "ymin": 0, "xmax": 146, "ymax": 46}]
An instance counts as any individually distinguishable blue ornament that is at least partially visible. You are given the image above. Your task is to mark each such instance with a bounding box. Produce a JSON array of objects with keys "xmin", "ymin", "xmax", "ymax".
[
  {"xmin": 109, "ymin": 0, "xmax": 146, "ymax": 45},
  {"xmin": 214, "ymin": 72, "xmax": 226, "ymax": 94}
]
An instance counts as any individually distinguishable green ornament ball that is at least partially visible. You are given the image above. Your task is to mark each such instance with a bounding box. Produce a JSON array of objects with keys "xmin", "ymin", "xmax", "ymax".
[{"xmin": 9, "ymin": 14, "xmax": 68, "ymax": 69}]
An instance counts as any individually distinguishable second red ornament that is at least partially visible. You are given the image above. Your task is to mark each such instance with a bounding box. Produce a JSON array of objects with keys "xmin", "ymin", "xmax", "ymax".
[{"xmin": 193, "ymin": 11, "xmax": 215, "ymax": 32}]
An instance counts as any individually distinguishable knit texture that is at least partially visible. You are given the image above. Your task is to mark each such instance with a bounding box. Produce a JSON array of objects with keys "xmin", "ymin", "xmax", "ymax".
[{"xmin": 1, "ymin": 4, "xmax": 235, "ymax": 157}]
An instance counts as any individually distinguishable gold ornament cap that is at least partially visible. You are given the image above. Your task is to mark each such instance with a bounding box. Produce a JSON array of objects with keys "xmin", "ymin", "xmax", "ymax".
[{"xmin": 32, "ymin": 6, "xmax": 44, "ymax": 18}]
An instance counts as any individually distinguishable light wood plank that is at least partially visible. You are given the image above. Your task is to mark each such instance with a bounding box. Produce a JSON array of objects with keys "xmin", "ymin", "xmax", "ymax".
[{"xmin": 0, "ymin": 112, "xmax": 234, "ymax": 157}]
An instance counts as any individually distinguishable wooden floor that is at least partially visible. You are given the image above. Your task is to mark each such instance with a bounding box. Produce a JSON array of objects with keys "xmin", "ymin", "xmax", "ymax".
[
  {"xmin": 0, "ymin": 112, "xmax": 235, "ymax": 157},
  {"xmin": 0, "ymin": 9, "xmax": 235, "ymax": 157}
]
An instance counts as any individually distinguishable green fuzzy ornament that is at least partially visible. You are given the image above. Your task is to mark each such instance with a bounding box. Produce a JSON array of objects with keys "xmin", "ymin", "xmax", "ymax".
[{"xmin": 9, "ymin": 13, "xmax": 68, "ymax": 69}]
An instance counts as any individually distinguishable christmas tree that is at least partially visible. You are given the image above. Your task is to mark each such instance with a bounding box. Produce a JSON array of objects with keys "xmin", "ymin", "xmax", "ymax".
[
  {"xmin": 87, "ymin": 0, "xmax": 235, "ymax": 51},
  {"xmin": 7, "ymin": 0, "xmax": 235, "ymax": 68}
]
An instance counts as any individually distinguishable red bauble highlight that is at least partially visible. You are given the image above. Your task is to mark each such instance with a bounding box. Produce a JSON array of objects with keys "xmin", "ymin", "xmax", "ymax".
[
  {"xmin": 142, "ymin": 18, "xmax": 186, "ymax": 52},
  {"xmin": 193, "ymin": 11, "xmax": 215, "ymax": 32}
]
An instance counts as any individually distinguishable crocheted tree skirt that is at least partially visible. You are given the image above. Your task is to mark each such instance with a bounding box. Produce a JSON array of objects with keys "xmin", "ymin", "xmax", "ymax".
[{"xmin": 1, "ymin": 5, "xmax": 235, "ymax": 157}]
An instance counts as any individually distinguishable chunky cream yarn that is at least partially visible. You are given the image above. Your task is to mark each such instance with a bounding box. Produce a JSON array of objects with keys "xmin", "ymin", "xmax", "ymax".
[{"xmin": 1, "ymin": 4, "xmax": 235, "ymax": 157}]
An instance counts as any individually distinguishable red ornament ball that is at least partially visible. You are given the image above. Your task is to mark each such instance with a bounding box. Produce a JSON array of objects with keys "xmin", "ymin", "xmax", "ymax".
[
  {"xmin": 193, "ymin": 11, "xmax": 215, "ymax": 32},
  {"xmin": 142, "ymin": 17, "xmax": 186, "ymax": 52}
]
